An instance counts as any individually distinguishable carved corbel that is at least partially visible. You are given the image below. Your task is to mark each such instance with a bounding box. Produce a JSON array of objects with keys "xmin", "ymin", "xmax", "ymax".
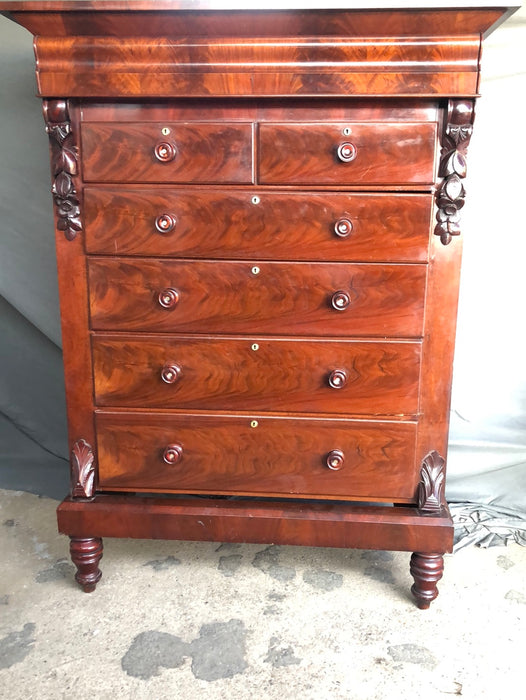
[
  {"xmin": 43, "ymin": 99, "xmax": 82, "ymax": 241},
  {"xmin": 434, "ymin": 100, "xmax": 475, "ymax": 245},
  {"xmin": 70, "ymin": 439, "xmax": 96, "ymax": 500},
  {"xmin": 417, "ymin": 450, "xmax": 446, "ymax": 514}
]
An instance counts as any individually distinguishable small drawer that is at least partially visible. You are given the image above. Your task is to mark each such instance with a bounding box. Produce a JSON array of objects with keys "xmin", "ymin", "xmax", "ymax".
[
  {"xmin": 84, "ymin": 188, "xmax": 432, "ymax": 262},
  {"xmin": 96, "ymin": 412, "xmax": 418, "ymax": 501},
  {"xmin": 258, "ymin": 122, "xmax": 436, "ymax": 185},
  {"xmin": 81, "ymin": 122, "xmax": 254, "ymax": 183},
  {"xmin": 92, "ymin": 335, "xmax": 421, "ymax": 415},
  {"xmin": 88, "ymin": 259, "xmax": 426, "ymax": 337}
]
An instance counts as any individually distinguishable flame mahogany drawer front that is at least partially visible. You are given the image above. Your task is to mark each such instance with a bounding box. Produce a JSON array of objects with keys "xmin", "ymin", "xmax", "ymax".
[
  {"xmin": 88, "ymin": 258, "xmax": 427, "ymax": 337},
  {"xmin": 92, "ymin": 335, "xmax": 422, "ymax": 415},
  {"xmin": 258, "ymin": 122, "xmax": 437, "ymax": 185},
  {"xmin": 81, "ymin": 122, "xmax": 254, "ymax": 184},
  {"xmin": 84, "ymin": 189, "xmax": 432, "ymax": 262},
  {"xmin": 95, "ymin": 412, "xmax": 419, "ymax": 501}
]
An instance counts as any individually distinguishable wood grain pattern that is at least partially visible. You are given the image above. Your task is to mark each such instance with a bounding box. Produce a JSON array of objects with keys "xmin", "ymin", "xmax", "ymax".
[
  {"xmin": 84, "ymin": 189, "xmax": 432, "ymax": 262},
  {"xmin": 259, "ymin": 122, "xmax": 437, "ymax": 185},
  {"xmin": 88, "ymin": 258, "xmax": 427, "ymax": 337},
  {"xmin": 414, "ymin": 216, "xmax": 463, "ymax": 472},
  {"xmin": 95, "ymin": 411, "xmax": 418, "ymax": 501},
  {"xmin": 91, "ymin": 335, "xmax": 422, "ymax": 414},
  {"xmin": 81, "ymin": 122, "xmax": 254, "ymax": 184},
  {"xmin": 57, "ymin": 494, "xmax": 454, "ymax": 555},
  {"xmin": 34, "ymin": 35, "xmax": 480, "ymax": 74},
  {"xmin": 32, "ymin": 35, "xmax": 480, "ymax": 98},
  {"xmin": 42, "ymin": 71, "xmax": 475, "ymax": 100}
]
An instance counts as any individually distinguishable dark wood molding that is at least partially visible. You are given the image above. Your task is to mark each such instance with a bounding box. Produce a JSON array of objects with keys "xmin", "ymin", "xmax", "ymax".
[
  {"xmin": 417, "ymin": 450, "xmax": 446, "ymax": 513},
  {"xmin": 70, "ymin": 439, "xmax": 96, "ymax": 500},
  {"xmin": 33, "ymin": 35, "xmax": 481, "ymax": 98},
  {"xmin": 43, "ymin": 99, "xmax": 82, "ymax": 241},
  {"xmin": 434, "ymin": 99, "xmax": 475, "ymax": 245},
  {"xmin": 57, "ymin": 495, "xmax": 454, "ymax": 554}
]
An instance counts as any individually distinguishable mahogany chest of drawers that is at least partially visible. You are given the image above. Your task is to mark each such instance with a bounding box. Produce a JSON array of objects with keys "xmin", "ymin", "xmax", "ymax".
[{"xmin": 0, "ymin": 1, "xmax": 516, "ymax": 608}]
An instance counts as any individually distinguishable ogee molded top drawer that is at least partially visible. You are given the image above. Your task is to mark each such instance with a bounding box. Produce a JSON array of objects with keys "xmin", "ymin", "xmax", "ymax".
[
  {"xmin": 81, "ymin": 122, "xmax": 254, "ymax": 183},
  {"xmin": 258, "ymin": 122, "xmax": 437, "ymax": 185}
]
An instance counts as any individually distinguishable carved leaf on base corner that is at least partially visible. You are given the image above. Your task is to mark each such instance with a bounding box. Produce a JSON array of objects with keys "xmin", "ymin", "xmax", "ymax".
[
  {"xmin": 418, "ymin": 451, "xmax": 446, "ymax": 513},
  {"xmin": 70, "ymin": 439, "xmax": 95, "ymax": 500}
]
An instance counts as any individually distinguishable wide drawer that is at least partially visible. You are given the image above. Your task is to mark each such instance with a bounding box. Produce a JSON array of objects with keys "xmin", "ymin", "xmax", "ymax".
[
  {"xmin": 96, "ymin": 412, "xmax": 418, "ymax": 500},
  {"xmin": 92, "ymin": 335, "xmax": 421, "ymax": 415},
  {"xmin": 81, "ymin": 122, "xmax": 254, "ymax": 183},
  {"xmin": 258, "ymin": 122, "xmax": 436, "ymax": 185},
  {"xmin": 88, "ymin": 259, "xmax": 426, "ymax": 337},
  {"xmin": 84, "ymin": 189, "xmax": 431, "ymax": 262}
]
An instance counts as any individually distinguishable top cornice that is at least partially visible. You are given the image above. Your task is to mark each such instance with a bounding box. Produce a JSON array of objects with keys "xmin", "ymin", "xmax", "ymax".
[
  {"xmin": 0, "ymin": 2, "xmax": 518, "ymax": 40},
  {"xmin": 0, "ymin": 1, "xmax": 520, "ymax": 10}
]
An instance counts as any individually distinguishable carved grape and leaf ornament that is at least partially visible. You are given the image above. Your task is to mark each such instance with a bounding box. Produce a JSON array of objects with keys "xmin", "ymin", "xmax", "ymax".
[
  {"xmin": 434, "ymin": 101, "xmax": 474, "ymax": 245},
  {"xmin": 43, "ymin": 99, "xmax": 82, "ymax": 241}
]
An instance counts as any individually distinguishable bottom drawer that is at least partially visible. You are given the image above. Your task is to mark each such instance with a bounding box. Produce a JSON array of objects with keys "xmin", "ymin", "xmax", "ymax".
[{"xmin": 96, "ymin": 412, "xmax": 418, "ymax": 501}]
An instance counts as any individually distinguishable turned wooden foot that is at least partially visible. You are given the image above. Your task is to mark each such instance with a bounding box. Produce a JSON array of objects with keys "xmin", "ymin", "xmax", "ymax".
[
  {"xmin": 410, "ymin": 552, "xmax": 444, "ymax": 609},
  {"xmin": 69, "ymin": 537, "xmax": 103, "ymax": 592}
]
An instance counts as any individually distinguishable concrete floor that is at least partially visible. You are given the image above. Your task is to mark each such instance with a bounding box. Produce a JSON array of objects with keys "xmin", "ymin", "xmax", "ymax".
[{"xmin": 1, "ymin": 488, "xmax": 525, "ymax": 700}]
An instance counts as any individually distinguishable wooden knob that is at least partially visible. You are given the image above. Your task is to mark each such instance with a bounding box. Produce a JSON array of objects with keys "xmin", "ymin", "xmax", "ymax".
[
  {"xmin": 337, "ymin": 142, "xmax": 357, "ymax": 163},
  {"xmin": 328, "ymin": 369, "xmax": 347, "ymax": 389},
  {"xmin": 334, "ymin": 218, "xmax": 353, "ymax": 238},
  {"xmin": 330, "ymin": 290, "xmax": 351, "ymax": 311},
  {"xmin": 155, "ymin": 214, "xmax": 177, "ymax": 234},
  {"xmin": 326, "ymin": 449, "xmax": 345, "ymax": 471},
  {"xmin": 154, "ymin": 141, "xmax": 177, "ymax": 163},
  {"xmin": 163, "ymin": 444, "xmax": 183, "ymax": 465},
  {"xmin": 158, "ymin": 288, "xmax": 179, "ymax": 309},
  {"xmin": 161, "ymin": 364, "xmax": 182, "ymax": 384}
]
